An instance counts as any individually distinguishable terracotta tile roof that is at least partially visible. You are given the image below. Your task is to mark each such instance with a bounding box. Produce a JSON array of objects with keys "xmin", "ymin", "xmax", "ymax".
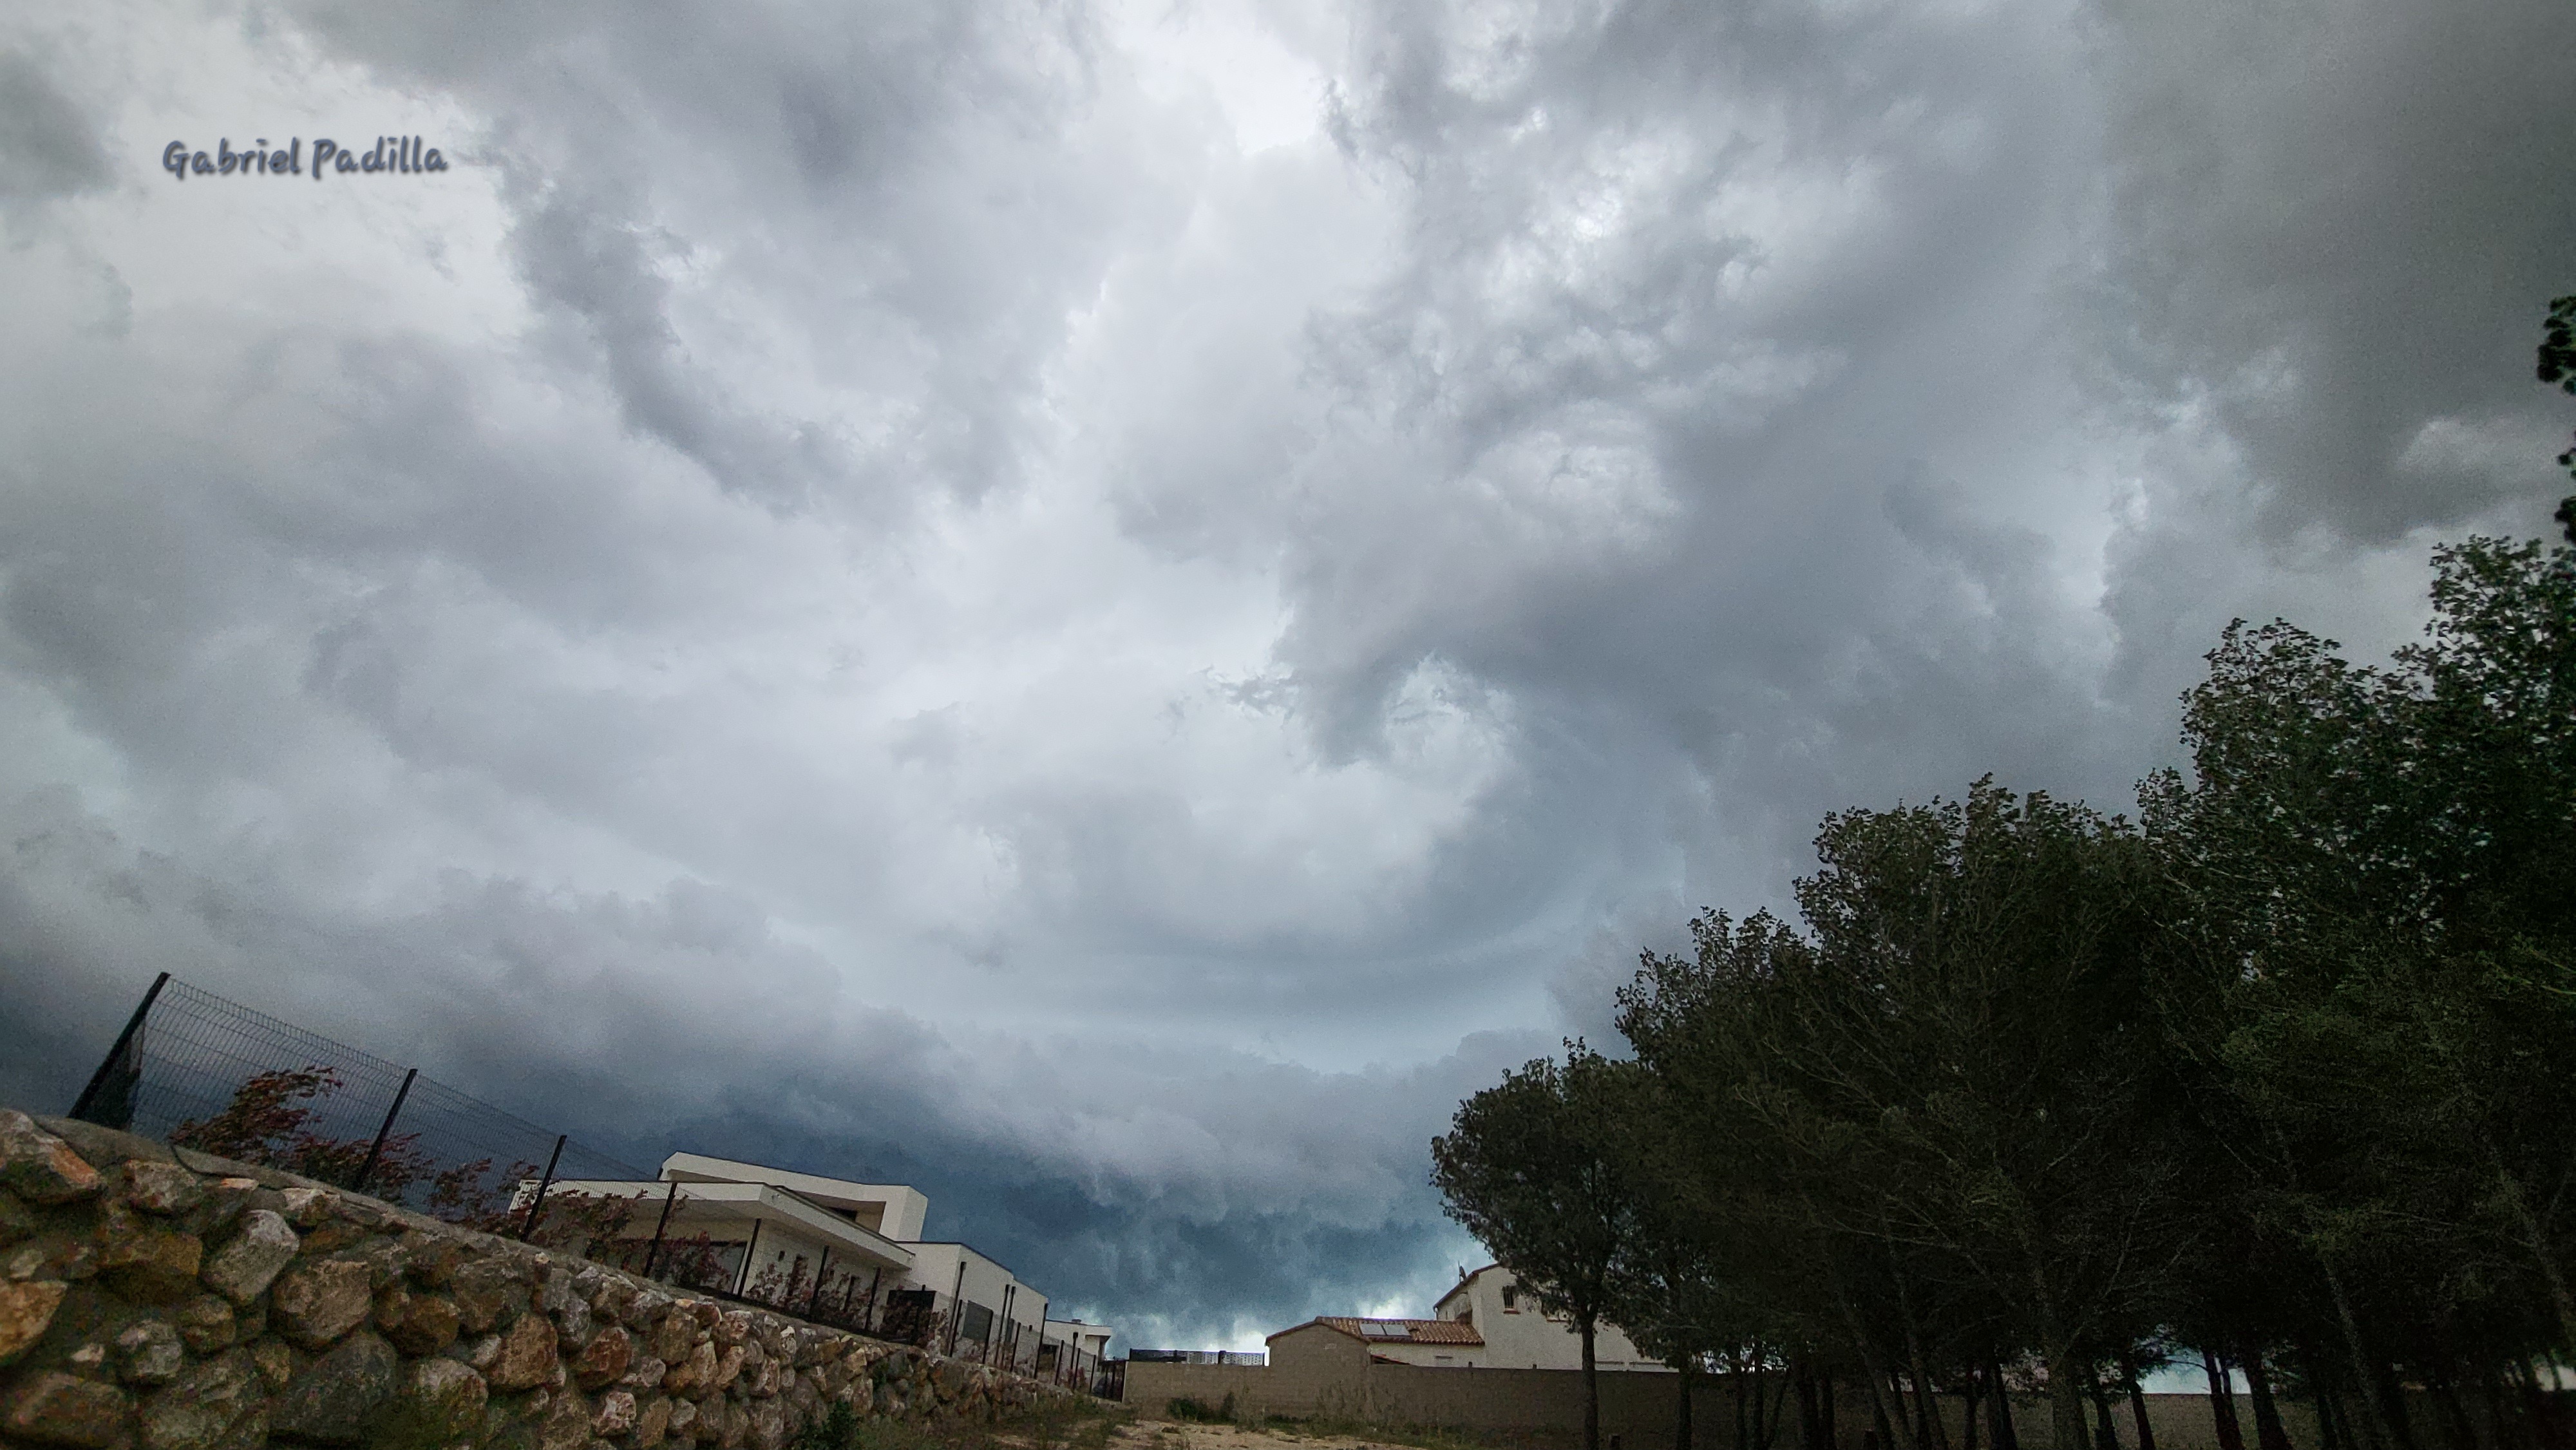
[{"xmin": 1311, "ymin": 1316, "xmax": 1484, "ymax": 1346}]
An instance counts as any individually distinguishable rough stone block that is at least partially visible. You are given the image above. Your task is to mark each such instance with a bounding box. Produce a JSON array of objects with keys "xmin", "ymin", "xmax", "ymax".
[
  {"xmin": 589, "ymin": 1274, "xmax": 638, "ymax": 1326},
  {"xmin": 2, "ymin": 1370, "xmax": 131, "ymax": 1448},
  {"xmin": 398, "ymin": 1356, "xmax": 489, "ymax": 1442},
  {"xmin": 713, "ymin": 1311, "xmax": 750, "ymax": 1348},
  {"xmin": 649, "ymin": 1309, "xmax": 696, "ymax": 1365},
  {"xmin": 573, "ymin": 1324, "xmax": 632, "ymax": 1389},
  {"xmin": 138, "ymin": 1348, "xmax": 263, "ymax": 1450},
  {"xmin": 0, "ymin": 1278, "xmax": 68, "ymax": 1367},
  {"xmin": 665, "ymin": 1339, "xmax": 717, "ymax": 1395},
  {"xmin": 746, "ymin": 1398, "xmax": 786, "ymax": 1450},
  {"xmin": 0, "ymin": 1123, "xmax": 99, "ymax": 1216},
  {"xmin": 632, "ymin": 1393, "xmax": 672, "ymax": 1448},
  {"xmin": 277, "ymin": 1187, "xmax": 336, "ymax": 1229},
  {"xmin": 385, "ymin": 1291, "xmax": 461, "ymax": 1356},
  {"xmin": 249, "ymin": 1337, "xmax": 298, "ymax": 1391},
  {"xmin": 451, "ymin": 1257, "xmax": 530, "ymax": 1333},
  {"xmin": 487, "ymin": 1310, "xmax": 561, "ymax": 1392},
  {"xmin": 100, "ymin": 1220, "xmax": 204, "ymax": 1303},
  {"xmin": 0, "ymin": 1114, "xmax": 102, "ymax": 1206},
  {"xmin": 3, "ymin": 1233, "xmax": 97, "ymax": 1284},
  {"xmin": 270, "ymin": 1329, "xmax": 400, "ymax": 1444},
  {"xmin": 401, "ymin": 1235, "xmax": 464, "ymax": 1290},
  {"xmin": 115, "ymin": 1317, "xmax": 185, "ymax": 1384},
  {"xmin": 200, "ymin": 1210, "xmax": 298, "ymax": 1305},
  {"xmin": 270, "ymin": 1257, "xmax": 375, "ymax": 1349},
  {"xmin": 173, "ymin": 1295, "xmax": 237, "ymax": 1354},
  {"xmin": 122, "ymin": 1163, "xmax": 206, "ymax": 1217},
  {"xmin": 595, "ymin": 1389, "xmax": 638, "ymax": 1437},
  {"xmin": 538, "ymin": 1388, "xmax": 594, "ymax": 1450},
  {"xmin": 1, "ymin": 1188, "xmax": 39, "ymax": 1248}
]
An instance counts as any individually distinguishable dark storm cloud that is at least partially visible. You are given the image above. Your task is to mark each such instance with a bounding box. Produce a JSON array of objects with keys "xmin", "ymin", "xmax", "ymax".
[
  {"xmin": 0, "ymin": 49, "xmax": 109, "ymax": 209},
  {"xmin": 2089, "ymin": 0, "xmax": 2576, "ymax": 541},
  {"xmin": 2, "ymin": 0, "xmax": 2571, "ymax": 1345}
]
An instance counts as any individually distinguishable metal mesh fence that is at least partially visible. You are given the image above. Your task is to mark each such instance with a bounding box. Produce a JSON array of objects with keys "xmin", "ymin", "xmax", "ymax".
[{"xmin": 68, "ymin": 973, "xmax": 643, "ymax": 1227}]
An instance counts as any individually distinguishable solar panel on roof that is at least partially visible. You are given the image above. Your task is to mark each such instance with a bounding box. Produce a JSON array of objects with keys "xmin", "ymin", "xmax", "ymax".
[{"xmin": 1359, "ymin": 1322, "xmax": 1412, "ymax": 1340}]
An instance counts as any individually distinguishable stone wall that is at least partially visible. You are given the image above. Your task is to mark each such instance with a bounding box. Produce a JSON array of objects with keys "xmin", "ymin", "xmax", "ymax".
[{"xmin": 0, "ymin": 1110, "xmax": 1074, "ymax": 1450}]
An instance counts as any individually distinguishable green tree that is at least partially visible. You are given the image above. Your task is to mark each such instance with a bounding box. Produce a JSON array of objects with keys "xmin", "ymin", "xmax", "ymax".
[
  {"xmin": 1432, "ymin": 1046, "xmax": 1636, "ymax": 1450},
  {"xmin": 2141, "ymin": 514, "xmax": 2576, "ymax": 1431}
]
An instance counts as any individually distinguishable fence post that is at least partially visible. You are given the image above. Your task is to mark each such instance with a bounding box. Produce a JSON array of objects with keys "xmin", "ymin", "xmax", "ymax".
[
  {"xmin": 69, "ymin": 972, "xmax": 171, "ymax": 1127},
  {"xmin": 735, "ymin": 1218, "xmax": 764, "ymax": 1297},
  {"xmin": 518, "ymin": 1135, "xmax": 567, "ymax": 1241},
  {"xmin": 642, "ymin": 1180, "xmax": 679, "ymax": 1278},
  {"xmin": 808, "ymin": 1247, "xmax": 831, "ymax": 1319},
  {"xmin": 350, "ymin": 1068, "xmax": 419, "ymax": 1194}
]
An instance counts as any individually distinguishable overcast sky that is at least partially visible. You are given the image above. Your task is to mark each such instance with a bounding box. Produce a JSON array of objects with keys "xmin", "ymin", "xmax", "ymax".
[{"xmin": 2, "ymin": 0, "xmax": 2571, "ymax": 1351}]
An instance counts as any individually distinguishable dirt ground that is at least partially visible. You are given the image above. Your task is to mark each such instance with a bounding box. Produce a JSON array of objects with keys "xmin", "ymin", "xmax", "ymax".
[{"xmin": 1103, "ymin": 1421, "xmax": 1428, "ymax": 1450}]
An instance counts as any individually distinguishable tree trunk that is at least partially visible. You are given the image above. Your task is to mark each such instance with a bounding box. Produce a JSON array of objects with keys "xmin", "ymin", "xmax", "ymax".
[
  {"xmin": 1962, "ymin": 1367, "xmax": 1982, "ymax": 1450},
  {"xmin": 2093, "ymin": 1382, "xmax": 2122, "ymax": 1450},
  {"xmin": 1825, "ymin": 1371, "xmax": 1839, "ymax": 1450},
  {"xmin": 1677, "ymin": 1359, "xmax": 1694, "ymax": 1450},
  {"xmin": 1834, "ymin": 1281, "xmax": 1920, "ymax": 1450},
  {"xmin": 2120, "ymin": 1353, "xmax": 2158, "ymax": 1450},
  {"xmin": 2429, "ymin": 1371, "xmax": 2476, "ymax": 1450},
  {"xmin": 2513, "ymin": 1360, "xmax": 2551, "ymax": 1450},
  {"xmin": 1989, "ymin": 1358, "xmax": 2022, "ymax": 1450},
  {"xmin": 2480, "ymin": 1134, "xmax": 2576, "ymax": 1357},
  {"xmin": 1900, "ymin": 1279, "xmax": 1952, "ymax": 1450},
  {"xmin": 1582, "ymin": 1315, "xmax": 1602, "ymax": 1450},
  {"xmin": 2043, "ymin": 1350, "xmax": 2089, "ymax": 1450},
  {"xmin": 2316, "ymin": 1382, "xmax": 2346, "ymax": 1450},
  {"xmin": 2317, "ymin": 1256, "xmax": 2398, "ymax": 1450},
  {"xmin": 1799, "ymin": 1359, "xmax": 1824, "ymax": 1450},
  {"xmin": 2207, "ymin": 1352, "xmax": 2248, "ymax": 1450},
  {"xmin": 2239, "ymin": 1347, "xmax": 2292, "ymax": 1450},
  {"xmin": 1911, "ymin": 1373, "xmax": 1941, "ymax": 1450},
  {"xmin": 2369, "ymin": 1361, "xmax": 2418, "ymax": 1450}
]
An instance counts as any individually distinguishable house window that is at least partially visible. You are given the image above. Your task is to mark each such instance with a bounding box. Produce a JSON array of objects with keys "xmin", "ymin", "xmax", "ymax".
[{"xmin": 1501, "ymin": 1286, "xmax": 1519, "ymax": 1312}]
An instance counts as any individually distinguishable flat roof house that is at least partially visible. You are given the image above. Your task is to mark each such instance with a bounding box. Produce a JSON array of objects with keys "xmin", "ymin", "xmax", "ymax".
[{"xmin": 533, "ymin": 1151, "xmax": 1066, "ymax": 1377}]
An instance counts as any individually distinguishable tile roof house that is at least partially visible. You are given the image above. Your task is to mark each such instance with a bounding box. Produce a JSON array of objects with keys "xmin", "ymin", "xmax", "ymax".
[{"xmin": 1426, "ymin": 1264, "xmax": 1669, "ymax": 1371}]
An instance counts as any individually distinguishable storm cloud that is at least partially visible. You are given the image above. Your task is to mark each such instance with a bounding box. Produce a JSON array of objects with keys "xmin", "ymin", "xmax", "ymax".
[{"xmin": 2, "ymin": 0, "xmax": 2570, "ymax": 1346}]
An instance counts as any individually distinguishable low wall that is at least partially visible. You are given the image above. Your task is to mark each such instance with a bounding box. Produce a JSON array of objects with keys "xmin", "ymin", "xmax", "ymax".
[
  {"xmin": 1128, "ymin": 1359, "xmax": 2322, "ymax": 1450},
  {"xmin": 0, "ymin": 1109, "xmax": 1074, "ymax": 1450}
]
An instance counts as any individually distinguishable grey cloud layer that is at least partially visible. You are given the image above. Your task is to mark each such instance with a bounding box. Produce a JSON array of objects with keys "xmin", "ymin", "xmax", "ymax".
[{"xmin": 3, "ymin": 0, "xmax": 2571, "ymax": 1339}]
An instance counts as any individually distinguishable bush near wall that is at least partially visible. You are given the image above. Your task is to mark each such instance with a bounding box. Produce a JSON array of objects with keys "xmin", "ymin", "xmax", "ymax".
[{"xmin": 0, "ymin": 1110, "xmax": 1072, "ymax": 1450}]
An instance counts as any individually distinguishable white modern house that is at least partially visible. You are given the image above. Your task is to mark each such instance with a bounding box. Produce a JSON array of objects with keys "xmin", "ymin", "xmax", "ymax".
[
  {"xmin": 1041, "ymin": 1318, "xmax": 1119, "ymax": 1377},
  {"xmin": 535, "ymin": 1151, "xmax": 1065, "ymax": 1373}
]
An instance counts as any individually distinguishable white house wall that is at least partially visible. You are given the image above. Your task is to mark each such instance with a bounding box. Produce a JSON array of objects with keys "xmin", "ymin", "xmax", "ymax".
[{"xmin": 1439, "ymin": 1267, "xmax": 1666, "ymax": 1372}]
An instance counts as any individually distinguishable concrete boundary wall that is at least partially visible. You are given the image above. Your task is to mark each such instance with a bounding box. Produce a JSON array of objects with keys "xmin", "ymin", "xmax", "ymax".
[
  {"xmin": 1128, "ymin": 1359, "xmax": 2327, "ymax": 1450},
  {"xmin": 0, "ymin": 1109, "xmax": 1074, "ymax": 1450}
]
